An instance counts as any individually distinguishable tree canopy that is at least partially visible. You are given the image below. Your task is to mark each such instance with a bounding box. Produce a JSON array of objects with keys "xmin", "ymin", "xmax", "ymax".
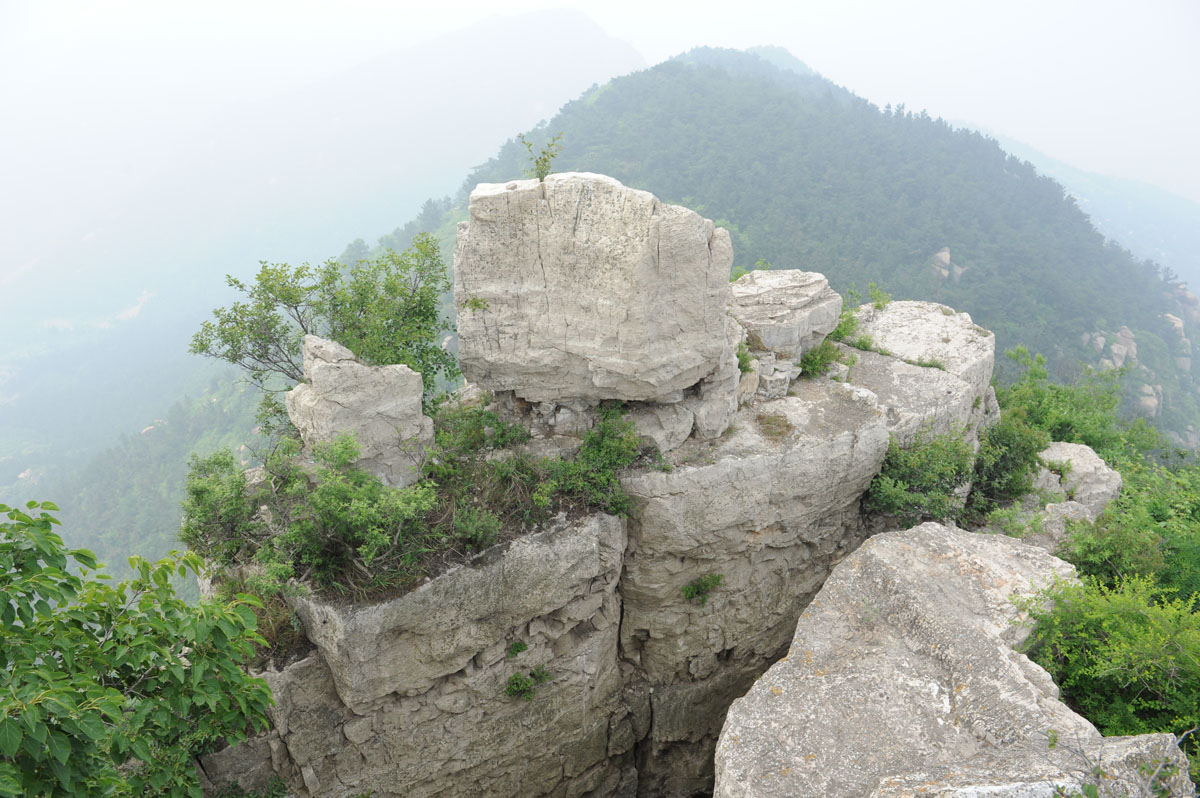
[{"xmin": 0, "ymin": 501, "xmax": 272, "ymax": 797}]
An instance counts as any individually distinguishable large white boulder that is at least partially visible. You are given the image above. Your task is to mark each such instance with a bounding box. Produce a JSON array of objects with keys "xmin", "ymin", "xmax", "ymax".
[
  {"xmin": 453, "ymin": 172, "xmax": 734, "ymax": 403},
  {"xmin": 714, "ymin": 523, "xmax": 1193, "ymax": 798},
  {"xmin": 285, "ymin": 335, "xmax": 433, "ymax": 487}
]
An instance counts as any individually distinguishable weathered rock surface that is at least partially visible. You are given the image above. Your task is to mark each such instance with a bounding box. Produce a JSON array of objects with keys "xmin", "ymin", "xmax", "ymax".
[
  {"xmin": 619, "ymin": 378, "xmax": 890, "ymax": 791},
  {"xmin": 729, "ymin": 270, "xmax": 842, "ymax": 357},
  {"xmin": 285, "ymin": 336, "xmax": 433, "ymax": 487},
  {"xmin": 454, "ymin": 173, "xmax": 734, "ymax": 403},
  {"xmin": 714, "ymin": 523, "xmax": 1194, "ymax": 798},
  {"xmin": 206, "ymin": 513, "xmax": 632, "ymax": 798},
  {"xmin": 837, "ymin": 345, "xmax": 985, "ymax": 446},
  {"xmin": 1033, "ymin": 441, "xmax": 1123, "ymax": 519},
  {"xmin": 853, "ymin": 301, "xmax": 995, "ymax": 403},
  {"xmin": 289, "ymin": 512, "xmax": 626, "ymax": 714}
]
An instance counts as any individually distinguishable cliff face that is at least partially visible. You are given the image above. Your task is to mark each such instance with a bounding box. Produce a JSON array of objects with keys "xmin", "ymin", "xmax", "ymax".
[{"xmin": 200, "ymin": 174, "xmax": 1184, "ymax": 798}]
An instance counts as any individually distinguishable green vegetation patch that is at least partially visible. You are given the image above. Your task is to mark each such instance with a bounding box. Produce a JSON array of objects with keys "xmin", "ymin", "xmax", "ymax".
[{"xmin": 682, "ymin": 573, "xmax": 724, "ymax": 606}]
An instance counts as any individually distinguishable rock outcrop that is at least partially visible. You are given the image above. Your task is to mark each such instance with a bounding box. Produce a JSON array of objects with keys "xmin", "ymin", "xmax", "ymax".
[
  {"xmin": 454, "ymin": 173, "xmax": 734, "ymax": 404},
  {"xmin": 205, "ymin": 175, "xmax": 1185, "ymax": 798},
  {"xmin": 714, "ymin": 523, "xmax": 1194, "ymax": 798},
  {"xmin": 285, "ymin": 335, "xmax": 433, "ymax": 487}
]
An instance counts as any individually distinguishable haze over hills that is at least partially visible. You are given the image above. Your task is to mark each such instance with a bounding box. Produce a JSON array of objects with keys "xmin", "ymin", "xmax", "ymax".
[
  {"xmin": 0, "ymin": 10, "xmax": 645, "ymax": 494},
  {"xmin": 982, "ymin": 132, "xmax": 1200, "ymax": 291}
]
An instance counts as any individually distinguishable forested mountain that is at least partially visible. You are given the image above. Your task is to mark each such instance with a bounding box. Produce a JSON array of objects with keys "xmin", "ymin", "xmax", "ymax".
[
  {"xmin": 380, "ymin": 46, "xmax": 1200, "ymax": 441},
  {"xmin": 984, "ymin": 132, "xmax": 1200, "ymax": 291}
]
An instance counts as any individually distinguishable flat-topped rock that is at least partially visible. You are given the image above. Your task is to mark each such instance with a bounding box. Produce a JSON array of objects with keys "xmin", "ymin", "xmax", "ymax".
[
  {"xmin": 837, "ymin": 344, "xmax": 982, "ymax": 445},
  {"xmin": 453, "ymin": 172, "xmax": 734, "ymax": 403},
  {"xmin": 729, "ymin": 270, "xmax": 842, "ymax": 357},
  {"xmin": 714, "ymin": 522, "xmax": 1193, "ymax": 798},
  {"xmin": 853, "ymin": 301, "xmax": 995, "ymax": 401},
  {"xmin": 285, "ymin": 335, "xmax": 432, "ymax": 487}
]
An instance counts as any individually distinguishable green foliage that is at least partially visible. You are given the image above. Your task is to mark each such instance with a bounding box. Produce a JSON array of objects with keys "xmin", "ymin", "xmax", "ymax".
[
  {"xmin": 799, "ymin": 339, "xmax": 840, "ymax": 377},
  {"xmin": 0, "ymin": 501, "xmax": 272, "ymax": 797},
  {"xmin": 506, "ymin": 641, "xmax": 528, "ymax": 659},
  {"xmin": 682, "ymin": 573, "xmax": 723, "ymax": 606},
  {"xmin": 190, "ymin": 233, "xmax": 458, "ymax": 415},
  {"xmin": 737, "ymin": 342, "xmax": 753, "ymax": 373},
  {"xmin": 998, "ymin": 347, "xmax": 1134, "ymax": 463},
  {"xmin": 868, "ymin": 281, "xmax": 891, "ymax": 310},
  {"xmin": 865, "ymin": 429, "xmax": 975, "ymax": 524},
  {"xmin": 1021, "ymin": 577, "xmax": 1200, "ymax": 780},
  {"xmin": 965, "ymin": 410, "xmax": 1050, "ymax": 517},
  {"xmin": 517, "ymin": 132, "xmax": 563, "ymax": 181},
  {"xmin": 184, "ymin": 405, "xmax": 642, "ymax": 606},
  {"xmin": 504, "ymin": 666, "xmax": 552, "ymax": 701},
  {"xmin": 212, "ymin": 777, "xmax": 289, "ymax": 798}
]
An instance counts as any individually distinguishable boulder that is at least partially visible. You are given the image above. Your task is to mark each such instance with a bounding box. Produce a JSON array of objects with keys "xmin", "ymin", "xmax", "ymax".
[
  {"xmin": 853, "ymin": 301, "xmax": 995, "ymax": 402},
  {"xmin": 285, "ymin": 335, "xmax": 433, "ymax": 487},
  {"xmin": 714, "ymin": 523, "xmax": 1194, "ymax": 798},
  {"xmin": 729, "ymin": 270, "xmax": 842, "ymax": 357},
  {"xmin": 1033, "ymin": 442, "xmax": 1122, "ymax": 518},
  {"xmin": 453, "ymin": 173, "xmax": 734, "ymax": 403}
]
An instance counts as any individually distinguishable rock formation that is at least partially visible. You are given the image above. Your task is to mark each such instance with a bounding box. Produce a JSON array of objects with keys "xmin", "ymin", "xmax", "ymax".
[
  {"xmin": 202, "ymin": 174, "xmax": 1189, "ymax": 798},
  {"xmin": 728, "ymin": 270, "xmax": 841, "ymax": 357},
  {"xmin": 285, "ymin": 335, "xmax": 433, "ymax": 487},
  {"xmin": 453, "ymin": 173, "xmax": 735, "ymax": 405},
  {"xmin": 714, "ymin": 523, "xmax": 1193, "ymax": 798}
]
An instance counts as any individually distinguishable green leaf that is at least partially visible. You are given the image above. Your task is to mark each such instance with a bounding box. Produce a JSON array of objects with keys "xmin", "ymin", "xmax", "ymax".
[
  {"xmin": 0, "ymin": 762, "xmax": 22, "ymax": 798},
  {"xmin": 46, "ymin": 730, "xmax": 70, "ymax": 764},
  {"xmin": 130, "ymin": 736, "xmax": 152, "ymax": 763},
  {"xmin": 0, "ymin": 720, "xmax": 21, "ymax": 757}
]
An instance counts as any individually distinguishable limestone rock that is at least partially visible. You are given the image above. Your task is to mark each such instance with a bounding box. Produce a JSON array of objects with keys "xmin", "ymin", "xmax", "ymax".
[
  {"xmin": 620, "ymin": 379, "xmax": 889, "ymax": 788},
  {"xmin": 728, "ymin": 270, "xmax": 842, "ymax": 357},
  {"xmin": 853, "ymin": 301, "xmax": 995, "ymax": 402},
  {"xmin": 289, "ymin": 513, "xmax": 626, "ymax": 714},
  {"xmin": 837, "ymin": 345, "xmax": 981, "ymax": 446},
  {"xmin": 453, "ymin": 173, "xmax": 734, "ymax": 403},
  {"xmin": 681, "ymin": 315, "xmax": 742, "ymax": 439},
  {"xmin": 1034, "ymin": 441, "xmax": 1122, "ymax": 518},
  {"xmin": 285, "ymin": 336, "xmax": 433, "ymax": 487},
  {"xmin": 714, "ymin": 523, "xmax": 1193, "ymax": 798},
  {"xmin": 630, "ymin": 402, "xmax": 695, "ymax": 453}
]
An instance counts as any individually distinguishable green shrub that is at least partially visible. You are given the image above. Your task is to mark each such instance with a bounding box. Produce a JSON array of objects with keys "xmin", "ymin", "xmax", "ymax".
[
  {"xmin": 1021, "ymin": 577, "xmax": 1200, "ymax": 780},
  {"xmin": 505, "ymin": 666, "xmax": 552, "ymax": 701},
  {"xmin": 737, "ymin": 341, "xmax": 753, "ymax": 373},
  {"xmin": 868, "ymin": 281, "xmax": 891, "ymax": 310},
  {"xmin": 507, "ymin": 641, "xmax": 528, "ymax": 658},
  {"xmin": 865, "ymin": 429, "xmax": 975, "ymax": 525},
  {"xmin": 683, "ymin": 573, "xmax": 723, "ymax": 605},
  {"xmin": 799, "ymin": 339, "xmax": 840, "ymax": 377},
  {"xmin": 965, "ymin": 410, "xmax": 1050, "ymax": 518}
]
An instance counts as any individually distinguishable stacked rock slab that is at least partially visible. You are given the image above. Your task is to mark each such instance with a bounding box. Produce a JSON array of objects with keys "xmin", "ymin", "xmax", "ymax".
[
  {"xmin": 713, "ymin": 523, "xmax": 1194, "ymax": 798},
  {"xmin": 728, "ymin": 270, "xmax": 842, "ymax": 358},
  {"xmin": 285, "ymin": 336, "xmax": 433, "ymax": 487}
]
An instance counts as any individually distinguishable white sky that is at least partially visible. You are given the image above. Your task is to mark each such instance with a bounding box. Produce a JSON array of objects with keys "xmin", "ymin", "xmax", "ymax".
[{"xmin": 3, "ymin": 0, "xmax": 1198, "ymax": 206}]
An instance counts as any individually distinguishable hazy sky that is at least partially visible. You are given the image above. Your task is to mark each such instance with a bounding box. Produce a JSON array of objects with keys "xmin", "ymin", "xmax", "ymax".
[{"xmin": 5, "ymin": 0, "xmax": 1196, "ymax": 203}]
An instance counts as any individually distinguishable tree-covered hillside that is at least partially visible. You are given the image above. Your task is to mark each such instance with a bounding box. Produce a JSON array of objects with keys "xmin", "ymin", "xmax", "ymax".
[{"xmin": 411, "ymin": 47, "xmax": 1199, "ymax": 439}]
